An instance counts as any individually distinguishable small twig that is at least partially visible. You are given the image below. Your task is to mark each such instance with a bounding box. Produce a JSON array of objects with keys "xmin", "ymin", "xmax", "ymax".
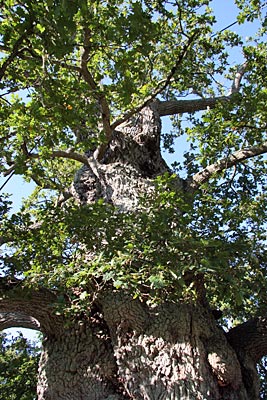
[
  {"xmin": 0, "ymin": 171, "xmax": 15, "ymax": 192},
  {"xmin": 227, "ymin": 164, "xmax": 237, "ymax": 188}
]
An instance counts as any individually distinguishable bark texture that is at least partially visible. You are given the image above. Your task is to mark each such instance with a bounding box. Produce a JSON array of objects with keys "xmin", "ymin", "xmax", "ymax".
[
  {"xmin": 37, "ymin": 321, "xmax": 124, "ymax": 400},
  {"xmin": 34, "ymin": 296, "xmax": 255, "ymax": 400},
  {"xmin": 99, "ymin": 293, "xmax": 247, "ymax": 400}
]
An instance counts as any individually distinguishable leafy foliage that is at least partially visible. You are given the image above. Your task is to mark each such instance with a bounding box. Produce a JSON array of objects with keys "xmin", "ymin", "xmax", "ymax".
[{"xmin": 0, "ymin": 332, "xmax": 40, "ymax": 400}]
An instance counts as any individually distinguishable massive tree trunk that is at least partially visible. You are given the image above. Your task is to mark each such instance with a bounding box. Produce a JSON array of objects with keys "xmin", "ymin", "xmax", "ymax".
[
  {"xmin": 38, "ymin": 299, "xmax": 248, "ymax": 400},
  {"xmin": 1, "ymin": 283, "xmax": 262, "ymax": 400},
  {"xmin": 0, "ymin": 102, "xmax": 265, "ymax": 399}
]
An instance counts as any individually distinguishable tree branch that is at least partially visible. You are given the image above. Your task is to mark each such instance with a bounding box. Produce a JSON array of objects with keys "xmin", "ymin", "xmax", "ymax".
[
  {"xmin": 0, "ymin": 312, "xmax": 41, "ymax": 331},
  {"xmin": 230, "ymin": 63, "xmax": 247, "ymax": 94},
  {"xmin": 34, "ymin": 149, "xmax": 102, "ymax": 183},
  {"xmin": 50, "ymin": 149, "xmax": 89, "ymax": 164},
  {"xmin": 157, "ymin": 63, "xmax": 247, "ymax": 117},
  {"xmin": 227, "ymin": 317, "xmax": 267, "ymax": 364},
  {"xmin": 187, "ymin": 141, "xmax": 267, "ymax": 191},
  {"xmin": 2, "ymin": 149, "xmax": 91, "ymax": 178},
  {"xmin": 0, "ymin": 26, "xmax": 33, "ymax": 81},
  {"xmin": 158, "ymin": 96, "xmax": 228, "ymax": 116},
  {"xmin": 0, "ymin": 277, "xmax": 63, "ymax": 335},
  {"xmin": 80, "ymin": 27, "xmax": 112, "ymax": 161}
]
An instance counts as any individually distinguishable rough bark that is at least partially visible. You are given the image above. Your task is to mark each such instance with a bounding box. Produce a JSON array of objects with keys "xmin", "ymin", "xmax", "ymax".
[
  {"xmin": 99, "ymin": 292, "xmax": 247, "ymax": 400},
  {"xmin": 1, "ymin": 281, "xmax": 260, "ymax": 399},
  {"xmin": 227, "ymin": 318, "xmax": 267, "ymax": 400},
  {"xmin": 37, "ymin": 318, "xmax": 125, "ymax": 400},
  {"xmin": 1, "ymin": 102, "xmax": 267, "ymax": 400}
]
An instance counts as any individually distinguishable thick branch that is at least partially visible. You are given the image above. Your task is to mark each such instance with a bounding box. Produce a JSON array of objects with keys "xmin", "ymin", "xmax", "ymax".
[
  {"xmin": 3, "ymin": 149, "xmax": 90, "ymax": 177},
  {"xmin": 158, "ymin": 96, "xmax": 227, "ymax": 116},
  {"xmin": 0, "ymin": 278, "xmax": 63, "ymax": 335},
  {"xmin": 0, "ymin": 312, "xmax": 41, "ymax": 331},
  {"xmin": 158, "ymin": 63, "xmax": 247, "ymax": 117},
  {"xmin": 227, "ymin": 317, "xmax": 267, "ymax": 363},
  {"xmin": 50, "ymin": 149, "xmax": 89, "ymax": 164},
  {"xmin": 187, "ymin": 141, "xmax": 267, "ymax": 191}
]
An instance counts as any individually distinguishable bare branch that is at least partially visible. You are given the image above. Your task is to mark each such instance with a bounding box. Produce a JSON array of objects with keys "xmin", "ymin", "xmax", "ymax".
[
  {"xmin": 187, "ymin": 141, "xmax": 267, "ymax": 191},
  {"xmin": 2, "ymin": 149, "xmax": 91, "ymax": 179},
  {"xmin": 158, "ymin": 96, "xmax": 227, "ymax": 116},
  {"xmin": 158, "ymin": 63, "xmax": 247, "ymax": 117},
  {"xmin": 50, "ymin": 149, "xmax": 89, "ymax": 164},
  {"xmin": 230, "ymin": 63, "xmax": 248, "ymax": 94}
]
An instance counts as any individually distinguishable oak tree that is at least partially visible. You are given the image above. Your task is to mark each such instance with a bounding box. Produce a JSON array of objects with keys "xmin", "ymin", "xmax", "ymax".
[{"xmin": 1, "ymin": 0, "xmax": 267, "ymax": 398}]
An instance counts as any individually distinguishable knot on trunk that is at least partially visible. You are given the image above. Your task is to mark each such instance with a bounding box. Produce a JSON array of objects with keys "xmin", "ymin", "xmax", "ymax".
[{"xmin": 71, "ymin": 105, "xmax": 170, "ymax": 211}]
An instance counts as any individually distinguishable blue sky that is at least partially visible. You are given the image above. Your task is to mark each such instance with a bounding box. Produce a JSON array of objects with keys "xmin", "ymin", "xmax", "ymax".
[{"xmin": 1, "ymin": 0, "xmax": 266, "ymax": 339}]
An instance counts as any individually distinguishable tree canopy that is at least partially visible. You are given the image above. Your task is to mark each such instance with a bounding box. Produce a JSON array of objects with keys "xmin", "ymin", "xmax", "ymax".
[
  {"xmin": 1, "ymin": 0, "xmax": 267, "ymax": 316},
  {"xmin": 1, "ymin": 2, "xmax": 267, "ymax": 396}
]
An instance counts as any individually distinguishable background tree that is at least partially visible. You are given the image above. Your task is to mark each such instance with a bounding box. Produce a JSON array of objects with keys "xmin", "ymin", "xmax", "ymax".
[
  {"xmin": 0, "ymin": 331, "xmax": 40, "ymax": 400},
  {"xmin": 1, "ymin": 0, "xmax": 267, "ymax": 399}
]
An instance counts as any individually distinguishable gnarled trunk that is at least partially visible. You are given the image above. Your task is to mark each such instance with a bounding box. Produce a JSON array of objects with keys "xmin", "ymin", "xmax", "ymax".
[
  {"xmin": 71, "ymin": 101, "xmax": 182, "ymax": 211},
  {"xmin": 36, "ymin": 296, "xmax": 256, "ymax": 400}
]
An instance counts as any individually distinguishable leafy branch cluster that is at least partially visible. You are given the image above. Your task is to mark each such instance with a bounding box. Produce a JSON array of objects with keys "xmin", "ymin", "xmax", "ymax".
[{"xmin": 0, "ymin": 0, "xmax": 267, "ymax": 318}]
